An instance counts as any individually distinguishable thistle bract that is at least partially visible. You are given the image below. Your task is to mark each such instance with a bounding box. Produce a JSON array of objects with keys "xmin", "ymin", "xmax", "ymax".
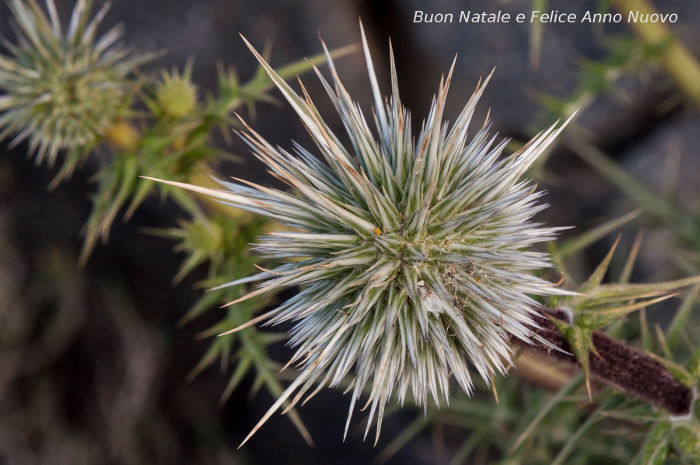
[
  {"xmin": 0, "ymin": 0, "xmax": 146, "ymax": 165},
  {"xmin": 154, "ymin": 26, "xmax": 571, "ymax": 445}
]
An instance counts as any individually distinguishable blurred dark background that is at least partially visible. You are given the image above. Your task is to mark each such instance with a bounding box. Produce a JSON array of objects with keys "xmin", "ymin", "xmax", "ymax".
[{"xmin": 0, "ymin": 0, "xmax": 698, "ymax": 464}]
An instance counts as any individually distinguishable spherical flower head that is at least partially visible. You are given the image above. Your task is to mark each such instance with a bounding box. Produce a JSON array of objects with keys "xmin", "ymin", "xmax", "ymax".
[
  {"xmin": 152, "ymin": 25, "xmax": 573, "ymax": 445},
  {"xmin": 156, "ymin": 66, "xmax": 197, "ymax": 117},
  {"xmin": 0, "ymin": 0, "xmax": 147, "ymax": 165}
]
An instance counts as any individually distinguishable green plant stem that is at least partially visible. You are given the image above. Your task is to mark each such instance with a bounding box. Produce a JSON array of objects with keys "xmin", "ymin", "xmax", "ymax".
[
  {"xmin": 515, "ymin": 308, "xmax": 694, "ymax": 416},
  {"xmin": 612, "ymin": 0, "xmax": 700, "ymax": 108},
  {"xmin": 102, "ymin": 119, "xmax": 249, "ymax": 220}
]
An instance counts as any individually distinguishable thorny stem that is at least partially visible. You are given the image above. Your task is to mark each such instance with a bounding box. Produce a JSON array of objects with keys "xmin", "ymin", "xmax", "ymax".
[{"xmin": 515, "ymin": 308, "xmax": 694, "ymax": 416}]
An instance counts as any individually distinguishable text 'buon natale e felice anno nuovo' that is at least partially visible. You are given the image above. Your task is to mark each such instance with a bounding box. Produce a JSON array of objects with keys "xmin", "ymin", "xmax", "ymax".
[{"xmin": 413, "ymin": 9, "xmax": 679, "ymax": 24}]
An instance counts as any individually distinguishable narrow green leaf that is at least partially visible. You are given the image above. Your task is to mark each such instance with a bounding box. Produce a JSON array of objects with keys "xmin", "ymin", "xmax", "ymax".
[
  {"xmin": 654, "ymin": 323, "xmax": 673, "ymax": 360},
  {"xmin": 619, "ymin": 229, "xmax": 644, "ymax": 284},
  {"xmin": 550, "ymin": 405, "xmax": 606, "ymax": 465},
  {"xmin": 508, "ymin": 374, "xmax": 583, "ymax": 453},
  {"xmin": 640, "ymin": 308, "xmax": 653, "ymax": 352},
  {"xmin": 558, "ymin": 210, "xmax": 640, "ymax": 259},
  {"xmin": 267, "ymin": 44, "xmax": 358, "ymax": 84},
  {"xmin": 608, "ymin": 230, "xmax": 645, "ymax": 337},
  {"xmin": 237, "ymin": 44, "xmax": 358, "ymax": 107},
  {"xmin": 529, "ymin": 0, "xmax": 548, "ymax": 69},
  {"xmin": 661, "ymin": 144, "xmax": 682, "ymax": 201},
  {"xmin": 585, "ymin": 275, "xmax": 700, "ymax": 302},
  {"xmin": 567, "ymin": 133, "xmax": 700, "ymax": 246},
  {"xmin": 667, "ymin": 282, "xmax": 700, "ymax": 350},
  {"xmin": 449, "ymin": 431, "xmax": 487, "ymax": 465},
  {"xmin": 377, "ymin": 413, "xmax": 435, "ymax": 463}
]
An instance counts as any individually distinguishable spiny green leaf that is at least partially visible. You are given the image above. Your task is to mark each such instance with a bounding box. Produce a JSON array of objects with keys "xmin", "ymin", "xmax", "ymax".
[
  {"xmin": 124, "ymin": 177, "xmax": 155, "ymax": 220},
  {"xmin": 79, "ymin": 154, "xmax": 138, "ymax": 265},
  {"xmin": 178, "ymin": 287, "xmax": 225, "ymax": 327},
  {"xmin": 220, "ymin": 354, "xmax": 252, "ymax": 405},
  {"xmin": 579, "ymin": 235, "xmax": 620, "ymax": 293},
  {"xmin": 240, "ymin": 330, "xmax": 313, "ymax": 446},
  {"xmin": 187, "ymin": 337, "xmax": 225, "ymax": 382},
  {"xmin": 578, "ymin": 275, "xmax": 700, "ymax": 303},
  {"xmin": 576, "ymin": 293, "xmax": 676, "ymax": 330},
  {"xmin": 550, "ymin": 318, "xmax": 594, "ymax": 400}
]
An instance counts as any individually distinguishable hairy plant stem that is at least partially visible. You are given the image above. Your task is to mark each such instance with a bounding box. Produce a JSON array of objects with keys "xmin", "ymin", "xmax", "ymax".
[
  {"xmin": 516, "ymin": 308, "xmax": 694, "ymax": 416},
  {"xmin": 612, "ymin": 0, "xmax": 700, "ymax": 108}
]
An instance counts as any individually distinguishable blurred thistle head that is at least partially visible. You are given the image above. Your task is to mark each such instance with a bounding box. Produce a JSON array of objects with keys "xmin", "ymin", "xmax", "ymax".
[
  {"xmin": 151, "ymin": 24, "xmax": 572, "ymax": 445},
  {"xmin": 0, "ymin": 0, "xmax": 148, "ymax": 165}
]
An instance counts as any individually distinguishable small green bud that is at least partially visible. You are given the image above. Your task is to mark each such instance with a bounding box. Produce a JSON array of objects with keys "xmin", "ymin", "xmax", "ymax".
[
  {"xmin": 186, "ymin": 221, "xmax": 223, "ymax": 259},
  {"xmin": 156, "ymin": 72, "xmax": 197, "ymax": 117}
]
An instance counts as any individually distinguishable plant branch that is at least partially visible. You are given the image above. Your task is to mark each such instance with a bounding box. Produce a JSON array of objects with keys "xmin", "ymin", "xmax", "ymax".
[
  {"xmin": 514, "ymin": 308, "xmax": 694, "ymax": 416},
  {"xmin": 612, "ymin": 0, "xmax": 700, "ymax": 108}
]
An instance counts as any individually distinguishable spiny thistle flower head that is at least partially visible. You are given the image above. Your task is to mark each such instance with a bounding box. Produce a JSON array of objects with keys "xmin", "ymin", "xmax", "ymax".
[
  {"xmin": 152, "ymin": 25, "xmax": 572, "ymax": 445},
  {"xmin": 0, "ymin": 0, "xmax": 147, "ymax": 164}
]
